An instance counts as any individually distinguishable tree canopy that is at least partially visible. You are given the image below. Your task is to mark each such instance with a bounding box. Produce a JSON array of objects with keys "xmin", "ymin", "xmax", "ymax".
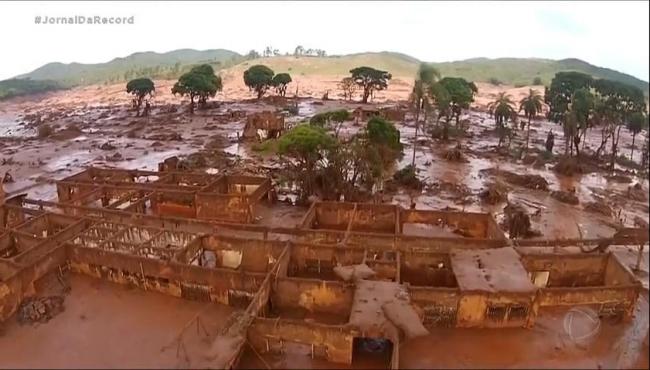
[
  {"xmin": 272, "ymin": 73, "xmax": 292, "ymax": 97},
  {"xmin": 544, "ymin": 71, "xmax": 593, "ymax": 124},
  {"xmin": 126, "ymin": 77, "xmax": 155, "ymax": 116},
  {"xmin": 437, "ymin": 77, "xmax": 477, "ymax": 124},
  {"xmin": 349, "ymin": 66, "xmax": 392, "ymax": 103},
  {"xmin": 488, "ymin": 92, "xmax": 517, "ymax": 148},
  {"xmin": 243, "ymin": 65, "xmax": 275, "ymax": 99},
  {"xmin": 277, "ymin": 124, "xmax": 337, "ymax": 198},
  {"xmin": 171, "ymin": 64, "xmax": 222, "ymax": 113}
]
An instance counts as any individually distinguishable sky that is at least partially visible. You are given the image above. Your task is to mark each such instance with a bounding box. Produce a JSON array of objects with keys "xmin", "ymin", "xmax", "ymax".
[{"xmin": 0, "ymin": 1, "xmax": 648, "ymax": 81}]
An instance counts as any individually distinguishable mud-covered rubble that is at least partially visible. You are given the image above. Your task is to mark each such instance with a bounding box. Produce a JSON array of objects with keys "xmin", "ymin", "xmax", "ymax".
[
  {"xmin": 17, "ymin": 296, "xmax": 65, "ymax": 325},
  {"xmin": 479, "ymin": 180, "xmax": 509, "ymax": 204},
  {"xmin": 551, "ymin": 190, "xmax": 580, "ymax": 205},
  {"xmin": 503, "ymin": 201, "xmax": 542, "ymax": 238},
  {"xmin": 480, "ymin": 168, "xmax": 549, "ymax": 191}
]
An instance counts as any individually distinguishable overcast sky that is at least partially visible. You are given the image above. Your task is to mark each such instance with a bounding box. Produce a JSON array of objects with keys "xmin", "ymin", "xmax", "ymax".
[{"xmin": 0, "ymin": 1, "xmax": 648, "ymax": 81}]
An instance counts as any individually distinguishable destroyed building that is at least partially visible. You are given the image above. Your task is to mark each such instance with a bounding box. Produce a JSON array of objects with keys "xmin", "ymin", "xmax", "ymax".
[
  {"xmin": 241, "ymin": 111, "xmax": 285, "ymax": 140},
  {"xmin": 0, "ymin": 168, "xmax": 647, "ymax": 368}
]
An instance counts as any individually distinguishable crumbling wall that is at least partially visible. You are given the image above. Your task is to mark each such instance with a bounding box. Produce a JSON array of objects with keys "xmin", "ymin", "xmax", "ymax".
[
  {"xmin": 456, "ymin": 292, "xmax": 535, "ymax": 328},
  {"xmin": 520, "ymin": 253, "xmax": 608, "ymax": 287},
  {"xmin": 196, "ymin": 194, "xmax": 250, "ymax": 223},
  {"xmin": 68, "ymin": 246, "xmax": 266, "ymax": 305},
  {"xmin": 313, "ymin": 202, "xmax": 356, "ymax": 230},
  {"xmin": 400, "ymin": 252, "xmax": 457, "ymax": 287},
  {"xmin": 537, "ymin": 286, "xmax": 639, "ymax": 319},
  {"xmin": 247, "ymin": 317, "xmax": 357, "ymax": 364},
  {"xmin": 288, "ymin": 242, "xmax": 365, "ymax": 279},
  {"xmin": 0, "ymin": 245, "xmax": 66, "ymax": 322},
  {"xmin": 399, "ymin": 209, "xmax": 497, "ymax": 239},
  {"xmin": 351, "ymin": 204, "xmax": 398, "ymax": 234},
  {"xmin": 242, "ymin": 111, "xmax": 285, "ymax": 140},
  {"xmin": 408, "ymin": 286, "xmax": 460, "ymax": 328},
  {"xmin": 272, "ymin": 277, "xmax": 354, "ymax": 319}
]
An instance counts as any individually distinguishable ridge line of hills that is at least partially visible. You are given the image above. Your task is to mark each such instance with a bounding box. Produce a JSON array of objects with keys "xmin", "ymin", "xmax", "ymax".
[{"xmin": 1, "ymin": 49, "xmax": 648, "ymax": 100}]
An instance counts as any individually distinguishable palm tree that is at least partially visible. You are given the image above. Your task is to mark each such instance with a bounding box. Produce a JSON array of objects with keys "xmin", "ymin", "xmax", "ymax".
[
  {"xmin": 519, "ymin": 89, "xmax": 544, "ymax": 153},
  {"xmin": 488, "ymin": 92, "xmax": 517, "ymax": 148},
  {"xmin": 410, "ymin": 63, "xmax": 440, "ymax": 166}
]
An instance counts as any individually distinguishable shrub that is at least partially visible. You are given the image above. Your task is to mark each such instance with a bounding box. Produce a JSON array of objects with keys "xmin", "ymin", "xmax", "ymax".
[
  {"xmin": 488, "ymin": 77, "xmax": 502, "ymax": 86},
  {"xmin": 393, "ymin": 165, "xmax": 422, "ymax": 189}
]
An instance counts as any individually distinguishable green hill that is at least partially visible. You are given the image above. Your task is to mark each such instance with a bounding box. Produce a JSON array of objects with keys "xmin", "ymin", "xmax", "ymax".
[
  {"xmin": 0, "ymin": 78, "xmax": 64, "ymax": 100},
  {"xmin": 15, "ymin": 49, "xmax": 243, "ymax": 86},
  {"xmin": 8, "ymin": 49, "xmax": 649, "ymax": 96}
]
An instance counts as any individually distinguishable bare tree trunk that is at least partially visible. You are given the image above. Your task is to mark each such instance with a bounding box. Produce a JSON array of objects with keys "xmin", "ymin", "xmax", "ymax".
[
  {"xmin": 411, "ymin": 104, "xmax": 421, "ymax": 167},
  {"xmin": 610, "ymin": 125, "xmax": 623, "ymax": 170},
  {"xmin": 525, "ymin": 116, "xmax": 531, "ymax": 153},
  {"xmin": 631, "ymin": 133, "xmax": 636, "ymax": 162}
]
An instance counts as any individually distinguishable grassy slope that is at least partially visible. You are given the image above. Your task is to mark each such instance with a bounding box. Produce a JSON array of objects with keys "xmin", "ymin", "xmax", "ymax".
[
  {"xmin": 226, "ymin": 54, "xmax": 648, "ymax": 93},
  {"xmin": 16, "ymin": 49, "xmax": 242, "ymax": 86}
]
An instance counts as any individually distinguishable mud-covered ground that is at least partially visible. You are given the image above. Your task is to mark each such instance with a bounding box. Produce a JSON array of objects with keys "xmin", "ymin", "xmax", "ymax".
[
  {"xmin": 1, "ymin": 80, "xmax": 647, "ymax": 238},
  {"xmin": 0, "ymin": 274, "xmax": 237, "ymax": 369},
  {"xmin": 0, "ymin": 80, "xmax": 648, "ymax": 369}
]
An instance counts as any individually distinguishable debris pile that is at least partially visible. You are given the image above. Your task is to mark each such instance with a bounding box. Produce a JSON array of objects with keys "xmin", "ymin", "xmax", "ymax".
[
  {"xmin": 17, "ymin": 296, "xmax": 65, "ymax": 325},
  {"xmin": 627, "ymin": 183, "xmax": 647, "ymax": 202},
  {"xmin": 584, "ymin": 197, "xmax": 613, "ymax": 217},
  {"xmin": 442, "ymin": 144, "xmax": 467, "ymax": 162},
  {"xmin": 482, "ymin": 168, "xmax": 549, "ymax": 191},
  {"xmin": 503, "ymin": 202, "xmax": 541, "ymax": 239},
  {"xmin": 333, "ymin": 263, "xmax": 376, "ymax": 282},
  {"xmin": 479, "ymin": 180, "xmax": 509, "ymax": 204},
  {"xmin": 551, "ymin": 190, "xmax": 579, "ymax": 205}
]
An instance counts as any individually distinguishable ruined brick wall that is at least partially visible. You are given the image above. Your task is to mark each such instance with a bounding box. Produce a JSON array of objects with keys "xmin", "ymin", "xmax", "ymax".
[
  {"xmin": 247, "ymin": 318, "xmax": 356, "ymax": 364},
  {"xmin": 272, "ymin": 277, "xmax": 354, "ymax": 318}
]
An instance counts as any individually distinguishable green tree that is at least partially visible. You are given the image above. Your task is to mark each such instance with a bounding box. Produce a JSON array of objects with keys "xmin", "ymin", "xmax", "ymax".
[
  {"xmin": 410, "ymin": 63, "xmax": 440, "ymax": 166},
  {"xmin": 628, "ymin": 112, "xmax": 647, "ymax": 160},
  {"xmin": 171, "ymin": 65, "xmax": 221, "ymax": 114},
  {"xmin": 349, "ymin": 66, "xmax": 392, "ymax": 103},
  {"xmin": 277, "ymin": 125, "xmax": 336, "ymax": 200},
  {"xmin": 366, "ymin": 116, "xmax": 403, "ymax": 170},
  {"xmin": 126, "ymin": 77, "xmax": 155, "ymax": 116},
  {"xmin": 488, "ymin": 92, "xmax": 517, "ymax": 148},
  {"xmin": 309, "ymin": 109, "xmax": 351, "ymax": 137},
  {"xmin": 519, "ymin": 89, "xmax": 544, "ymax": 152},
  {"xmin": 565, "ymin": 88, "xmax": 594, "ymax": 158},
  {"xmin": 272, "ymin": 73, "xmax": 292, "ymax": 97},
  {"xmin": 428, "ymin": 82, "xmax": 453, "ymax": 140},
  {"xmin": 243, "ymin": 65, "xmax": 275, "ymax": 99},
  {"xmin": 190, "ymin": 64, "xmax": 222, "ymax": 108},
  {"xmin": 593, "ymin": 78, "xmax": 646, "ymax": 169},
  {"xmin": 437, "ymin": 77, "xmax": 477, "ymax": 126},
  {"xmin": 533, "ymin": 77, "xmax": 543, "ymax": 86},
  {"xmin": 545, "ymin": 72, "xmax": 593, "ymax": 124}
]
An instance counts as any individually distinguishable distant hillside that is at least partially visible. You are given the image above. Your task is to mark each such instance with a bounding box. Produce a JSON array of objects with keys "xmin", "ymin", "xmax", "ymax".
[
  {"xmin": 13, "ymin": 49, "xmax": 649, "ymax": 95},
  {"xmin": 16, "ymin": 49, "xmax": 243, "ymax": 86},
  {"xmin": 228, "ymin": 53, "xmax": 648, "ymax": 94},
  {"xmin": 431, "ymin": 57, "xmax": 649, "ymax": 91},
  {"xmin": 0, "ymin": 78, "xmax": 63, "ymax": 100},
  {"xmin": 225, "ymin": 52, "xmax": 419, "ymax": 78}
]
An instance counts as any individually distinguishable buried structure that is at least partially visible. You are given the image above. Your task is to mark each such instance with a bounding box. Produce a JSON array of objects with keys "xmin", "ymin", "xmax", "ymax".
[{"xmin": 0, "ymin": 168, "xmax": 648, "ymax": 368}]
